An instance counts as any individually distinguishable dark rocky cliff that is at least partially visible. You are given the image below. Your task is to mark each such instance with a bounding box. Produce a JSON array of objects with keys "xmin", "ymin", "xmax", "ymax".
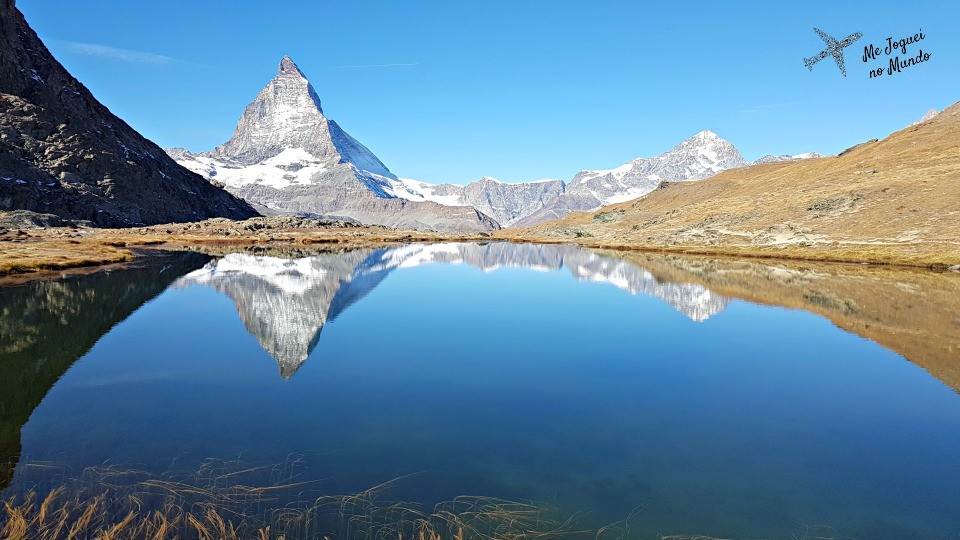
[{"xmin": 0, "ymin": 0, "xmax": 258, "ymax": 226}]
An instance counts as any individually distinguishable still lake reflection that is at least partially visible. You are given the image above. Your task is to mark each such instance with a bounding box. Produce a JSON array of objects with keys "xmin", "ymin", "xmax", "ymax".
[{"xmin": 1, "ymin": 242, "xmax": 959, "ymax": 538}]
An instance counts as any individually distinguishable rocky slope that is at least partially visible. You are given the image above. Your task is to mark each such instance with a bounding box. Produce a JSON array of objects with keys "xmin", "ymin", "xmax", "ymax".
[
  {"xmin": 507, "ymin": 102, "xmax": 960, "ymax": 266},
  {"xmin": 170, "ymin": 57, "xmax": 498, "ymax": 233},
  {"xmin": 0, "ymin": 0, "xmax": 257, "ymax": 226},
  {"xmin": 391, "ymin": 176, "xmax": 565, "ymax": 226}
]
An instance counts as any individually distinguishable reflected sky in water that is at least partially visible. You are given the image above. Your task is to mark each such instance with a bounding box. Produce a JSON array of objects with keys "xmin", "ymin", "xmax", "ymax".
[
  {"xmin": 3, "ymin": 243, "xmax": 960, "ymax": 539},
  {"xmin": 173, "ymin": 243, "xmax": 730, "ymax": 377}
]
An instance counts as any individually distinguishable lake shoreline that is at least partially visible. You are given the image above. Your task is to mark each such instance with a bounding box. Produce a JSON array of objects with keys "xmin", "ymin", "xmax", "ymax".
[{"xmin": 2, "ymin": 220, "xmax": 960, "ymax": 281}]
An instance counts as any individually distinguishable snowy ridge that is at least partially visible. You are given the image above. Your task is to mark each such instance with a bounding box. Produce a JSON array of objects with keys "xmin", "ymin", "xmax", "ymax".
[
  {"xmin": 380, "ymin": 176, "xmax": 566, "ymax": 226},
  {"xmin": 166, "ymin": 56, "xmax": 823, "ymax": 229},
  {"xmin": 566, "ymin": 130, "xmax": 747, "ymax": 207},
  {"xmin": 512, "ymin": 130, "xmax": 749, "ymax": 226},
  {"xmin": 753, "ymin": 152, "xmax": 824, "ymax": 164}
]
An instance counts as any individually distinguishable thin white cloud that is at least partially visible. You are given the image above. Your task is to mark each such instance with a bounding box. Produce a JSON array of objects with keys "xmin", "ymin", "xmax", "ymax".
[
  {"xmin": 740, "ymin": 102, "xmax": 801, "ymax": 114},
  {"xmin": 58, "ymin": 41, "xmax": 177, "ymax": 64},
  {"xmin": 335, "ymin": 62, "xmax": 419, "ymax": 69}
]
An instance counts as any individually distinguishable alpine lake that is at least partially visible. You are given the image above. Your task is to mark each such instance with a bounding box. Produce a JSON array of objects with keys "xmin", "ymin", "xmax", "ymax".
[{"xmin": 1, "ymin": 242, "xmax": 958, "ymax": 539}]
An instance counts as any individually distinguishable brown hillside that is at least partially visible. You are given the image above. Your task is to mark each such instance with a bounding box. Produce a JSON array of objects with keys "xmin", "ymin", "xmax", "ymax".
[
  {"xmin": 603, "ymin": 251, "xmax": 960, "ymax": 393},
  {"xmin": 503, "ymin": 103, "xmax": 960, "ymax": 266}
]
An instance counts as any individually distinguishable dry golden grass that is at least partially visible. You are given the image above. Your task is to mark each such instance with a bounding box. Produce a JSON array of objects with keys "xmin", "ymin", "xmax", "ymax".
[
  {"xmin": 0, "ymin": 219, "xmax": 486, "ymax": 278},
  {"xmin": 502, "ymin": 102, "xmax": 960, "ymax": 268},
  {"xmin": 0, "ymin": 231, "xmax": 133, "ymax": 276},
  {"xmin": 0, "ymin": 462, "xmax": 604, "ymax": 540}
]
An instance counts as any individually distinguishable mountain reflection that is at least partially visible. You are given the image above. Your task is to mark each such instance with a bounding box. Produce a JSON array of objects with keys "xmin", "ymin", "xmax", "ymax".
[
  {"xmin": 176, "ymin": 243, "xmax": 730, "ymax": 377},
  {"xmin": 0, "ymin": 252, "xmax": 211, "ymax": 489}
]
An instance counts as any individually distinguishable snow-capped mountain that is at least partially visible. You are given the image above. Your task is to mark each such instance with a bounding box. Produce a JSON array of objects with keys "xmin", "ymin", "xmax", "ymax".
[
  {"xmin": 570, "ymin": 130, "xmax": 747, "ymax": 203},
  {"xmin": 390, "ymin": 176, "xmax": 565, "ymax": 226},
  {"xmin": 753, "ymin": 152, "xmax": 823, "ymax": 164},
  {"xmin": 176, "ymin": 243, "xmax": 729, "ymax": 377},
  {"xmin": 167, "ymin": 59, "xmax": 821, "ymax": 230},
  {"xmin": 168, "ymin": 57, "xmax": 498, "ymax": 233},
  {"xmin": 176, "ymin": 249, "xmax": 389, "ymax": 377},
  {"xmin": 512, "ymin": 130, "xmax": 748, "ymax": 226}
]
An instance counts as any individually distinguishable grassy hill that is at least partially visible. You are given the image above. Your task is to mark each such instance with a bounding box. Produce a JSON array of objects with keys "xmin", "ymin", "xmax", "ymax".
[{"xmin": 502, "ymin": 102, "xmax": 960, "ymax": 267}]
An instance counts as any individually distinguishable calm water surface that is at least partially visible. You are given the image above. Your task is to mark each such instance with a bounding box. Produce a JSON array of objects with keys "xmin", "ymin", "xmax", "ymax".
[{"xmin": 1, "ymin": 243, "xmax": 959, "ymax": 538}]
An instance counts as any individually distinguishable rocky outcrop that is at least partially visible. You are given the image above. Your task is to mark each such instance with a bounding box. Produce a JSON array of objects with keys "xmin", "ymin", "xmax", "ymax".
[
  {"xmin": 170, "ymin": 57, "xmax": 499, "ymax": 233},
  {"xmin": 0, "ymin": 0, "xmax": 257, "ymax": 226}
]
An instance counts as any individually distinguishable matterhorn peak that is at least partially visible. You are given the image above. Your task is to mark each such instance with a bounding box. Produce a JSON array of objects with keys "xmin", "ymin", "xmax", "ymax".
[
  {"xmin": 278, "ymin": 55, "xmax": 305, "ymax": 77},
  {"xmin": 694, "ymin": 129, "xmax": 719, "ymax": 140}
]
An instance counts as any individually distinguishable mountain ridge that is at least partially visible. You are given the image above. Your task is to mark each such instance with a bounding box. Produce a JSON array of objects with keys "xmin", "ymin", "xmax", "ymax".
[{"xmin": 0, "ymin": 0, "xmax": 257, "ymax": 226}]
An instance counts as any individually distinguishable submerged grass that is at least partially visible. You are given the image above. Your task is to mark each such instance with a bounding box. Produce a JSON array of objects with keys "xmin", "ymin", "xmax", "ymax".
[{"xmin": 0, "ymin": 460, "xmax": 617, "ymax": 540}]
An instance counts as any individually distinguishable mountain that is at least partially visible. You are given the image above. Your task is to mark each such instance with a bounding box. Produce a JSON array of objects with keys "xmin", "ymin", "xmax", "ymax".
[
  {"xmin": 512, "ymin": 130, "xmax": 748, "ymax": 226},
  {"xmin": 913, "ymin": 108, "xmax": 940, "ymax": 125},
  {"xmin": 177, "ymin": 243, "xmax": 729, "ymax": 377},
  {"xmin": 170, "ymin": 57, "xmax": 498, "ymax": 233},
  {"xmin": 385, "ymin": 131, "xmax": 748, "ymax": 228},
  {"xmin": 753, "ymin": 152, "xmax": 823, "ymax": 164},
  {"xmin": 0, "ymin": 0, "xmax": 256, "ymax": 227},
  {"xmin": 177, "ymin": 249, "xmax": 387, "ymax": 377},
  {"xmin": 507, "ymin": 101, "xmax": 960, "ymax": 266},
  {"xmin": 390, "ymin": 176, "xmax": 565, "ymax": 226}
]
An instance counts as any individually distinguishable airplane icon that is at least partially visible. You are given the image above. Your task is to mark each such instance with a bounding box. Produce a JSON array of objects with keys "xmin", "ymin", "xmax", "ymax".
[{"xmin": 804, "ymin": 28, "xmax": 862, "ymax": 77}]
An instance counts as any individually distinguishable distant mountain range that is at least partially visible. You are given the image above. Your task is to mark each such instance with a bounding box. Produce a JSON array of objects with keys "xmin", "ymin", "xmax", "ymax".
[
  {"xmin": 753, "ymin": 152, "xmax": 824, "ymax": 164},
  {"xmin": 0, "ymin": 1, "xmax": 936, "ymax": 233},
  {"xmin": 0, "ymin": 0, "xmax": 256, "ymax": 226},
  {"xmin": 169, "ymin": 56, "xmax": 824, "ymax": 230},
  {"xmin": 177, "ymin": 243, "xmax": 730, "ymax": 377}
]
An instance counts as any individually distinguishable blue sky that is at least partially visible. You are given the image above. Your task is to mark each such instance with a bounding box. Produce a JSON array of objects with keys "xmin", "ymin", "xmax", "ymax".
[{"xmin": 19, "ymin": 0, "xmax": 958, "ymax": 184}]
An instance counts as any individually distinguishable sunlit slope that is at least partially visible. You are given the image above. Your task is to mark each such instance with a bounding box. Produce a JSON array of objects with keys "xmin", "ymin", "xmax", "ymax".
[{"xmin": 505, "ymin": 103, "xmax": 960, "ymax": 265}]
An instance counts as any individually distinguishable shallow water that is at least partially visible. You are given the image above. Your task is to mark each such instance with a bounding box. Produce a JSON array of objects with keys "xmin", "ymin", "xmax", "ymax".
[{"xmin": 1, "ymin": 243, "xmax": 959, "ymax": 538}]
